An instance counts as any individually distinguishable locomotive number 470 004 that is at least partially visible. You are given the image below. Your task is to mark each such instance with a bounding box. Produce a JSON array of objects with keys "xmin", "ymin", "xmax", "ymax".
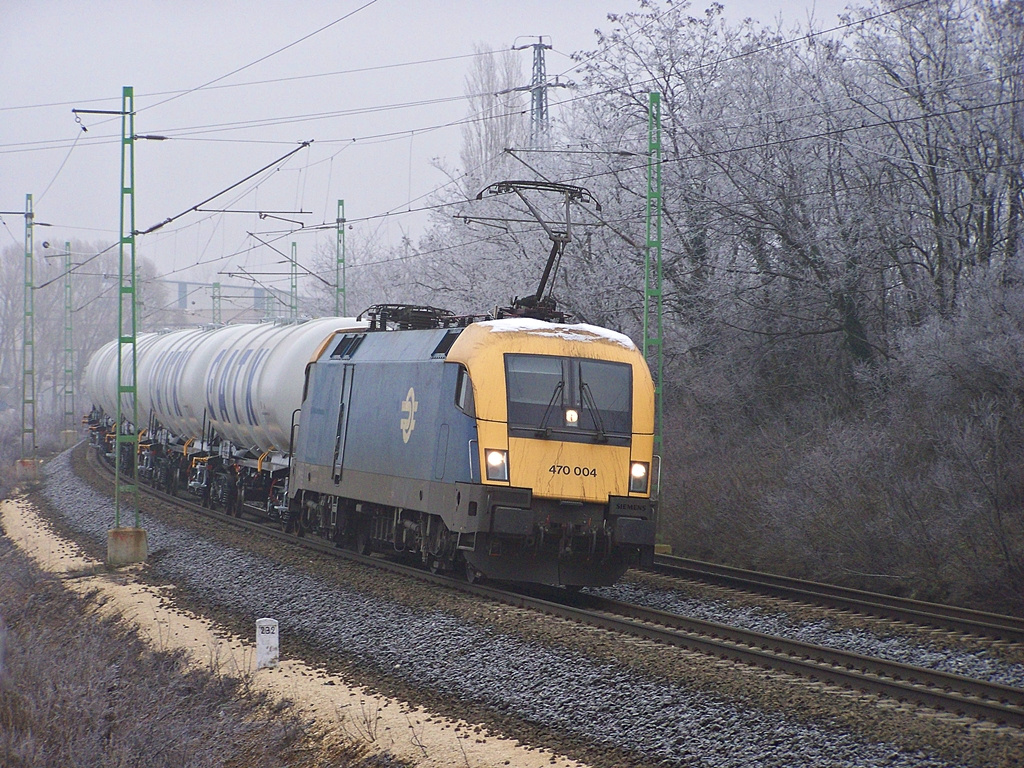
[{"xmin": 549, "ymin": 464, "xmax": 598, "ymax": 477}]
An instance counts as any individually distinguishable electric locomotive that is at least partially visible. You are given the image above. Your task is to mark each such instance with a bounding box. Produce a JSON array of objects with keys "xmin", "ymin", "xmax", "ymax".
[
  {"xmin": 84, "ymin": 305, "xmax": 658, "ymax": 587},
  {"xmin": 289, "ymin": 304, "xmax": 657, "ymax": 587}
]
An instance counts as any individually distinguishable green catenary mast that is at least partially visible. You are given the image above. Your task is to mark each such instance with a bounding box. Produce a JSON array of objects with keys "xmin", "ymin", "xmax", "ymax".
[
  {"xmin": 643, "ymin": 92, "xmax": 664, "ymax": 456},
  {"xmin": 22, "ymin": 194, "xmax": 36, "ymax": 460},
  {"xmin": 211, "ymin": 281, "xmax": 222, "ymax": 324},
  {"xmin": 336, "ymin": 199, "xmax": 346, "ymax": 316},
  {"xmin": 63, "ymin": 241, "xmax": 75, "ymax": 433},
  {"xmin": 290, "ymin": 242, "xmax": 298, "ymax": 321},
  {"xmin": 115, "ymin": 85, "xmax": 140, "ymax": 529}
]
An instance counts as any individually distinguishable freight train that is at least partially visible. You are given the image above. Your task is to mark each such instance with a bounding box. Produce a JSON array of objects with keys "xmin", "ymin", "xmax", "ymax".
[{"xmin": 84, "ymin": 304, "xmax": 658, "ymax": 587}]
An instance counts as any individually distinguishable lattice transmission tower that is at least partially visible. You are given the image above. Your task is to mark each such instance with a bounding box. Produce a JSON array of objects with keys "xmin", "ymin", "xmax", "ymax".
[{"xmin": 512, "ymin": 36, "xmax": 568, "ymax": 147}]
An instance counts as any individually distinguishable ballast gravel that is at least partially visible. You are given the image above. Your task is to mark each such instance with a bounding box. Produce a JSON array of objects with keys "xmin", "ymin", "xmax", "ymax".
[
  {"xmin": 31, "ymin": 448, "xmax": 1023, "ymax": 768},
  {"xmin": 587, "ymin": 582, "xmax": 1024, "ymax": 688}
]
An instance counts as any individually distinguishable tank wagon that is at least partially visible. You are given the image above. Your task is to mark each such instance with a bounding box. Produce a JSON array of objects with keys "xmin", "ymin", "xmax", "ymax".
[{"xmin": 85, "ymin": 307, "xmax": 658, "ymax": 587}]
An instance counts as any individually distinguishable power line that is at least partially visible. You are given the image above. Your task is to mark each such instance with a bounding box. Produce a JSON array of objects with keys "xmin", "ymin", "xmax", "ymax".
[
  {"xmin": 0, "ymin": 2, "xmax": 965, "ymax": 163},
  {"xmin": 19, "ymin": 84, "xmax": 1019, "ymax": 285},
  {"xmin": 521, "ymin": 95, "xmax": 1024, "ymax": 187},
  {"xmin": 13, "ymin": 0, "xmax": 1012, "ymax": 289},
  {"xmin": 0, "ymin": 88, "xmax": 507, "ymax": 154},
  {"xmin": 540, "ymin": 66, "xmax": 1018, "ymax": 156},
  {"xmin": 0, "ymin": 50, "xmax": 495, "ymax": 114},
  {"xmin": 141, "ymin": 1, "xmax": 384, "ymax": 115},
  {"xmin": 550, "ymin": 0, "xmax": 933, "ymax": 93}
]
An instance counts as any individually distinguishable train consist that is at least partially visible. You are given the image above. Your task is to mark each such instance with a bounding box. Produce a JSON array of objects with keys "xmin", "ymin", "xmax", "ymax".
[{"xmin": 85, "ymin": 304, "xmax": 658, "ymax": 587}]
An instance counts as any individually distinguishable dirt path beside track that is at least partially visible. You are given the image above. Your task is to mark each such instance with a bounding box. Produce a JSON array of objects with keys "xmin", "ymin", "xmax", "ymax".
[{"xmin": 1, "ymin": 494, "xmax": 588, "ymax": 768}]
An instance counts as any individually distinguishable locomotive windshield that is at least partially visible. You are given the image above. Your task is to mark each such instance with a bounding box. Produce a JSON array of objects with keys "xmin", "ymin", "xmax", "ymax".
[{"xmin": 504, "ymin": 354, "xmax": 632, "ymax": 445}]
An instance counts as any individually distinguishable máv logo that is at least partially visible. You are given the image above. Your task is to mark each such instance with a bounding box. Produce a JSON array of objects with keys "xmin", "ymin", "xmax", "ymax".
[{"xmin": 400, "ymin": 387, "xmax": 418, "ymax": 443}]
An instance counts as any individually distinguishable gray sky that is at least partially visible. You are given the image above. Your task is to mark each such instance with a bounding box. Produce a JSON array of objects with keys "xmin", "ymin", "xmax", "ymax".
[{"xmin": 2, "ymin": 0, "xmax": 850, "ymax": 289}]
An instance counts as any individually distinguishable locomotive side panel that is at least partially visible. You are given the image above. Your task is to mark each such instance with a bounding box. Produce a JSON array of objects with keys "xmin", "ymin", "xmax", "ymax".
[
  {"xmin": 292, "ymin": 328, "xmax": 475, "ymax": 517},
  {"xmin": 345, "ymin": 360, "xmax": 445, "ymax": 481},
  {"xmin": 434, "ymin": 363, "xmax": 479, "ymax": 485},
  {"xmin": 294, "ymin": 360, "xmax": 346, "ymax": 468},
  {"xmin": 294, "ymin": 358, "xmax": 450, "ymax": 512}
]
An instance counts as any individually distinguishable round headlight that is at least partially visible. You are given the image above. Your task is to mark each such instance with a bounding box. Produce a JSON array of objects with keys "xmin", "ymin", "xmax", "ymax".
[
  {"xmin": 631, "ymin": 462, "xmax": 647, "ymax": 479},
  {"xmin": 564, "ymin": 408, "xmax": 579, "ymax": 424},
  {"xmin": 487, "ymin": 450, "xmax": 505, "ymax": 467}
]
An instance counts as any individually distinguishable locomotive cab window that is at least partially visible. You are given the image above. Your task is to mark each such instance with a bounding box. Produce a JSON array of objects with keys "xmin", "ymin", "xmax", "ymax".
[
  {"xmin": 455, "ymin": 365, "xmax": 475, "ymax": 416},
  {"xmin": 504, "ymin": 354, "xmax": 632, "ymax": 446}
]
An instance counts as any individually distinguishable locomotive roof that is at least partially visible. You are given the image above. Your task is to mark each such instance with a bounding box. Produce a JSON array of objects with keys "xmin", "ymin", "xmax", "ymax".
[
  {"xmin": 472, "ymin": 318, "xmax": 637, "ymax": 350},
  {"xmin": 446, "ymin": 318, "xmax": 642, "ymax": 367},
  {"xmin": 317, "ymin": 318, "xmax": 640, "ymax": 364}
]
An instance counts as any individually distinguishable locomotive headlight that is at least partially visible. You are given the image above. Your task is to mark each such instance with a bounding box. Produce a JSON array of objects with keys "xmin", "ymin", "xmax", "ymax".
[
  {"xmin": 485, "ymin": 449, "xmax": 509, "ymax": 482},
  {"xmin": 629, "ymin": 461, "xmax": 649, "ymax": 493},
  {"xmin": 564, "ymin": 408, "xmax": 579, "ymax": 424}
]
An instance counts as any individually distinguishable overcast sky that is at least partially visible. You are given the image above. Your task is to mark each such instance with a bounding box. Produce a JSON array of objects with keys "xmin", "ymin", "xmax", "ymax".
[{"xmin": 2, "ymin": 0, "xmax": 850, "ymax": 290}]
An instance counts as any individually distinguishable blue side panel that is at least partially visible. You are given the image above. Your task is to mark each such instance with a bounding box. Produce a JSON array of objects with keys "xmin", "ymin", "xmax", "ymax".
[
  {"xmin": 299, "ymin": 329, "xmax": 480, "ymax": 485},
  {"xmin": 347, "ymin": 328, "xmax": 452, "ymax": 363},
  {"xmin": 296, "ymin": 362, "xmax": 344, "ymax": 466},
  {"xmin": 435, "ymin": 362, "xmax": 476, "ymax": 484},
  {"xmin": 433, "ymin": 424, "xmax": 449, "ymax": 480},
  {"xmin": 343, "ymin": 359, "xmax": 445, "ymax": 482}
]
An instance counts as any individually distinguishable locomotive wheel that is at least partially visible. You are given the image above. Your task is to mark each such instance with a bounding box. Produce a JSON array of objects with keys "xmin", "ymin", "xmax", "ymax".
[{"xmin": 465, "ymin": 561, "xmax": 484, "ymax": 584}]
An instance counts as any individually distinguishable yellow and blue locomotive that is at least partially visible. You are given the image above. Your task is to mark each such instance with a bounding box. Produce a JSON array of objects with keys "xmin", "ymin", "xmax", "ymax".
[{"xmin": 291, "ymin": 305, "xmax": 657, "ymax": 587}]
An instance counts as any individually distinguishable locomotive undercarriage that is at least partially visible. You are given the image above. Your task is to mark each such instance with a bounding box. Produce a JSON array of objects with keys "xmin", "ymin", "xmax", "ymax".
[
  {"xmin": 288, "ymin": 486, "xmax": 639, "ymax": 587},
  {"xmin": 289, "ymin": 489, "xmax": 470, "ymax": 573}
]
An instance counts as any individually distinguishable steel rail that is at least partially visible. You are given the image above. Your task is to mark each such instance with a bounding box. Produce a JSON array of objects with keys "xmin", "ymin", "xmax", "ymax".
[{"xmin": 652, "ymin": 555, "xmax": 1024, "ymax": 643}]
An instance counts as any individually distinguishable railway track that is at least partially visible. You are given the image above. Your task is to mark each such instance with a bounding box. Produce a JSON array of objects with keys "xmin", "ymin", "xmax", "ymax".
[
  {"xmin": 86, "ymin": 447, "xmax": 1024, "ymax": 730},
  {"xmin": 652, "ymin": 554, "xmax": 1024, "ymax": 643},
  {"xmin": 561, "ymin": 592, "xmax": 1024, "ymax": 729}
]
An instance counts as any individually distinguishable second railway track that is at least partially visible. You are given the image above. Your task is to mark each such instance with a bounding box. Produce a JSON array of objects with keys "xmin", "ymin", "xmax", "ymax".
[{"xmin": 652, "ymin": 554, "xmax": 1024, "ymax": 643}]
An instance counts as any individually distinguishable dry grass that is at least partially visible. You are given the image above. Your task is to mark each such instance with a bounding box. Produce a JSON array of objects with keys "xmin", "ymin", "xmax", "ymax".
[{"xmin": 0, "ymin": 533, "xmax": 409, "ymax": 768}]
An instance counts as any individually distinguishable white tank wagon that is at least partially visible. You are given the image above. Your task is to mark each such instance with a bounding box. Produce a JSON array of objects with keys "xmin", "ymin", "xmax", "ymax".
[
  {"xmin": 83, "ymin": 331, "xmax": 167, "ymax": 421},
  {"xmin": 85, "ymin": 317, "xmax": 367, "ymax": 453}
]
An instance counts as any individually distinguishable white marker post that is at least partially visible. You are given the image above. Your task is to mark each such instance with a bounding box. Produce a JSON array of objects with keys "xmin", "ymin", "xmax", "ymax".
[{"xmin": 256, "ymin": 618, "xmax": 279, "ymax": 669}]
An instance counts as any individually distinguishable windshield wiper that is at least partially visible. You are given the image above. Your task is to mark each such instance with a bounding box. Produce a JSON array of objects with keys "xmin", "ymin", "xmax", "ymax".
[
  {"xmin": 580, "ymin": 381, "xmax": 608, "ymax": 443},
  {"xmin": 534, "ymin": 381, "xmax": 564, "ymax": 438}
]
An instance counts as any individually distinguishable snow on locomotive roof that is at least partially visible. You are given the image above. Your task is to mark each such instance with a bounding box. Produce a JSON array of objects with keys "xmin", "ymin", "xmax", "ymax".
[{"xmin": 478, "ymin": 318, "xmax": 637, "ymax": 350}]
